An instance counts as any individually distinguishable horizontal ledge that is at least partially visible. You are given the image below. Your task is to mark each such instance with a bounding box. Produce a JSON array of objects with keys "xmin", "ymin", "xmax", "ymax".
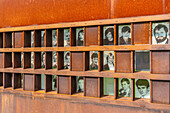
[
  {"xmin": 0, "ymin": 14, "xmax": 170, "ymax": 32},
  {"xmin": 0, "ymin": 68, "xmax": 170, "ymax": 81}
]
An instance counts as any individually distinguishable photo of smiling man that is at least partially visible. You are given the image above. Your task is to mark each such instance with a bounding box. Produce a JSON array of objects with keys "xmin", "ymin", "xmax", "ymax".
[{"xmin": 118, "ymin": 25, "xmax": 131, "ymax": 45}]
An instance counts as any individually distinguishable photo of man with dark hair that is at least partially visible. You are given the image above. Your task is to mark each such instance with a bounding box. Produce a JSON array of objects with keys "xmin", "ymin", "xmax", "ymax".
[
  {"xmin": 136, "ymin": 79, "xmax": 150, "ymax": 99},
  {"xmin": 89, "ymin": 51, "xmax": 98, "ymax": 70},
  {"xmin": 76, "ymin": 28, "xmax": 84, "ymax": 46},
  {"xmin": 64, "ymin": 29, "xmax": 70, "ymax": 47},
  {"xmin": 118, "ymin": 25, "xmax": 131, "ymax": 45},
  {"xmin": 103, "ymin": 26, "xmax": 114, "ymax": 45},
  {"xmin": 64, "ymin": 51, "xmax": 70, "ymax": 69},
  {"xmin": 152, "ymin": 23, "xmax": 169, "ymax": 44},
  {"xmin": 103, "ymin": 51, "xmax": 114, "ymax": 70},
  {"xmin": 119, "ymin": 78, "xmax": 131, "ymax": 97},
  {"xmin": 76, "ymin": 76, "xmax": 84, "ymax": 93}
]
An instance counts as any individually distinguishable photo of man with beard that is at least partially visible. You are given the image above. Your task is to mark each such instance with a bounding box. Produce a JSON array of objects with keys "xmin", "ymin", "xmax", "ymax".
[{"xmin": 152, "ymin": 23, "xmax": 169, "ymax": 44}]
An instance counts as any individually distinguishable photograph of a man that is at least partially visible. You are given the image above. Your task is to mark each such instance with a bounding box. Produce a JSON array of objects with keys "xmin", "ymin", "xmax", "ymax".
[
  {"xmin": 118, "ymin": 25, "xmax": 131, "ymax": 45},
  {"xmin": 64, "ymin": 51, "xmax": 70, "ymax": 69},
  {"xmin": 152, "ymin": 23, "xmax": 169, "ymax": 44},
  {"xmin": 103, "ymin": 51, "xmax": 114, "ymax": 71},
  {"xmin": 64, "ymin": 29, "xmax": 70, "ymax": 47},
  {"xmin": 52, "ymin": 52, "xmax": 57, "ymax": 69},
  {"xmin": 89, "ymin": 51, "xmax": 98, "ymax": 70},
  {"xmin": 52, "ymin": 30, "xmax": 57, "ymax": 47},
  {"xmin": 136, "ymin": 79, "xmax": 150, "ymax": 99},
  {"xmin": 76, "ymin": 76, "xmax": 84, "ymax": 93},
  {"xmin": 119, "ymin": 78, "xmax": 131, "ymax": 97},
  {"xmin": 103, "ymin": 26, "xmax": 114, "ymax": 45},
  {"xmin": 41, "ymin": 52, "xmax": 45, "ymax": 68},
  {"xmin": 76, "ymin": 28, "xmax": 84, "ymax": 46}
]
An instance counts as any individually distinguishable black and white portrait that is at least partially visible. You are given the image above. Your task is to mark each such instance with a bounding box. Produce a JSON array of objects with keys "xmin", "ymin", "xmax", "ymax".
[
  {"xmin": 21, "ymin": 52, "xmax": 23, "ymax": 68},
  {"xmin": 135, "ymin": 79, "xmax": 150, "ymax": 99},
  {"xmin": 76, "ymin": 28, "xmax": 84, "ymax": 46},
  {"xmin": 64, "ymin": 51, "xmax": 70, "ymax": 69},
  {"xmin": 76, "ymin": 76, "xmax": 84, "ymax": 93},
  {"xmin": 52, "ymin": 75, "xmax": 57, "ymax": 90},
  {"xmin": 152, "ymin": 22, "xmax": 169, "ymax": 44},
  {"xmin": 41, "ymin": 52, "xmax": 45, "ymax": 68},
  {"xmin": 52, "ymin": 52, "xmax": 57, "ymax": 69},
  {"xmin": 31, "ymin": 52, "xmax": 34, "ymax": 68},
  {"xmin": 118, "ymin": 25, "xmax": 131, "ymax": 45},
  {"xmin": 103, "ymin": 51, "xmax": 114, "ymax": 71},
  {"xmin": 64, "ymin": 29, "xmax": 70, "ymax": 47},
  {"xmin": 52, "ymin": 30, "xmax": 57, "ymax": 47},
  {"xmin": 119, "ymin": 78, "xmax": 131, "ymax": 97},
  {"xmin": 41, "ymin": 31, "xmax": 45, "ymax": 47},
  {"xmin": 89, "ymin": 51, "xmax": 98, "ymax": 70},
  {"xmin": 135, "ymin": 51, "xmax": 150, "ymax": 71},
  {"xmin": 103, "ymin": 77, "xmax": 114, "ymax": 96},
  {"xmin": 103, "ymin": 26, "xmax": 114, "ymax": 45},
  {"xmin": 31, "ymin": 31, "xmax": 34, "ymax": 47}
]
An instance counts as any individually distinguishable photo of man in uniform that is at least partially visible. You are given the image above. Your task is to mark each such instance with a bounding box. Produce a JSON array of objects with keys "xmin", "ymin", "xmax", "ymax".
[
  {"xmin": 119, "ymin": 78, "xmax": 131, "ymax": 97},
  {"xmin": 103, "ymin": 27, "xmax": 114, "ymax": 45},
  {"xmin": 76, "ymin": 28, "xmax": 83, "ymax": 46},
  {"xmin": 153, "ymin": 23, "xmax": 169, "ymax": 44},
  {"xmin": 136, "ymin": 79, "xmax": 150, "ymax": 99},
  {"xmin": 64, "ymin": 51, "xmax": 70, "ymax": 69},
  {"xmin": 89, "ymin": 52, "xmax": 98, "ymax": 70},
  {"xmin": 118, "ymin": 26, "xmax": 131, "ymax": 45},
  {"xmin": 103, "ymin": 51, "xmax": 114, "ymax": 70}
]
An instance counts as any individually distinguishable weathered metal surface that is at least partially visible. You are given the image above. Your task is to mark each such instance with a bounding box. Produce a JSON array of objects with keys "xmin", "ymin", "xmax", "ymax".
[{"xmin": 71, "ymin": 52, "xmax": 83, "ymax": 71}]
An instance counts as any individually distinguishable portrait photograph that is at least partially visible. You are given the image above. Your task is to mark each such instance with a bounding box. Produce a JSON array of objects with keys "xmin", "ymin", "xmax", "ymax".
[
  {"xmin": 152, "ymin": 22, "xmax": 169, "ymax": 45},
  {"xmin": 21, "ymin": 52, "xmax": 23, "ymax": 68},
  {"xmin": 103, "ymin": 51, "xmax": 114, "ymax": 71},
  {"xmin": 103, "ymin": 26, "xmax": 114, "ymax": 45},
  {"xmin": 134, "ymin": 51, "xmax": 150, "ymax": 72},
  {"xmin": 135, "ymin": 79, "xmax": 150, "ymax": 99},
  {"xmin": 103, "ymin": 77, "xmax": 114, "ymax": 96},
  {"xmin": 76, "ymin": 76, "xmax": 84, "ymax": 93},
  {"xmin": 41, "ymin": 52, "xmax": 45, "ymax": 68},
  {"xmin": 52, "ymin": 30, "xmax": 57, "ymax": 47},
  {"xmin": 41, "ymin": 74, "xmax": 45, "ymax": 90},
  {"xmin": 31, "ymin": 31, "xmax": 34, "ymax": 47},
  {"xmin": 52, "ymin": 75, "xmax": 57, "ymax": 91},
  {"xmin": 64, "ymin": 29, "xmax": 70, "ymax": 47},
  {"xmin": 89, "ymin": 51, "xmax": 98, "ymax": 70},
  {"xmin": 52, "ymin": 52, "xmax": 57, "ymax": 69},
  {"xmin": 31, "ymin": 52, "xmax": 34, "ymax": 68},
  {"xmin": 41, "ymin": 31, "xmax": 45, "ymax": 47},
  {"xmin": 118, "ymin": 25, "xmax": 131, "ymax": 45},
  {"xmin": 64, "ymin": 51, "xmax": 70, "ymax": 69},
  {"xmin": 118, "ymin": 78, "xmax": 131, "ymax": 97},
  {"xmin": 76, "ymin": 28, "xmax": 84, "ymax": 46}
]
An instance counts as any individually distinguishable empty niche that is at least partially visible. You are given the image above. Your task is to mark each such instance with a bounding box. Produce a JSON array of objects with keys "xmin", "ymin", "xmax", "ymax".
[
  {"xmin": 89, "ymin": 51, "xmax": 98, "ymax": 70},
  {"xmin": 103, "ymin": 77, "xmax": 114, "ymax": 96},
  {"xmin": 103, "ymin": 51, "xmax": 114, "ymax": 71},
  {"xmin": 41, "ymin": 74, "xmax": 45, "ymax": 90},
  {"xmin": 103, "ymin": 26, "xmax": 114, "ymax": 45}
]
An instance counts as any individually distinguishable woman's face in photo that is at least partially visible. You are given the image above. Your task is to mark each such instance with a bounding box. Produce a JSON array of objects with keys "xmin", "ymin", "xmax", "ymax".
[
  {"xmin": 79, "ymin": 32, "xmax": 84, "ymax": 41},
  {"xmin": 106, "ymin": 32, "xmax": 113, "ymax": 41}
]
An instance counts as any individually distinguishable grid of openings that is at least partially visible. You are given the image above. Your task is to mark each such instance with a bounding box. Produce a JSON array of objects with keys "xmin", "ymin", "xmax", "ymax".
[{"xmin": 0, "ymin": 18, "xmax": 170, "ymax": 105}]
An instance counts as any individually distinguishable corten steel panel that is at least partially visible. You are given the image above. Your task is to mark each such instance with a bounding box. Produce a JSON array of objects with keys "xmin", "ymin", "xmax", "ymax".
[
  {"xmin": 0, "ymin": 0, "xmax": 111, "ymax": 28},
  {"xmin": 151, "ymin": 51, "xmax": 170, "ymax": 74},
  {"xmin": 112, "ymin": 0, "xmax": 170, "ymax": 18},
  {"xmin": 58, "ymin": 76, "xmax": 69, "ymax": 94},
  {"xmin": 0, "ymin": 53, "xmax": 3, "ymax": 68},
  {"xmin": 35, "ymin": 74, "xmax": 41, "ymax": 91},
  {"xmin": 133, "ymin": 23, "xmax": 149, "ymax": 44},
  {"xmin": 4, "ymin": 73, "xmax": 12, "ymax": 88},
  {"xmin": 13, "ymin": 73, "xmax": 21, "ymax": 89},
  {"xmin": 4, "ymin": 53, "xmax": 12, "ymax": 68},
  {"xmin": 24, "ymin": 31, "xmax": 31, "ymax": 47},
  {"xmin": 45, "ymin": 75, "xmax": 52, "ymax": 92},
  {"xmin": 152, "ymin": 81, "xmax": 170, "ymax": 104},
  {"xmin": 85, "ymin": 77, "xmax": 98, "ymax": 97},
  {"xmin": 24, "ymin": 74, "xmax": 34, "ymax": 91},
  {"xmin": 23, "ymin": 52, "xmax": 31, "ymax": 69},
  {"xmin": 34, "ymin": 52, "xmax": 41, "ymax": 69},
  {"xmin": 0, "ymin": 73, "xmax": 3, "ymax": 86},
  {"xmin": 4, "ymin": 33, "xmax": 12, "ymax": 48},
  {"xmin": 71, "ymin": 52, "xmax": 83, "ymax": 71},
  {"xmin": 45, "ymin": 52, "xmax": 52, "ymax": 69},
  {"xmin": 116, "ymin": 51, "xmax": 131, "ymax": 73},
  {"xmin": 0, "ymin": 33, "xmax": 3, "ymax": 48},
  {"xmin": 14, "ymin": 32, "xmax": 23, "ymax": 48},
  {"xmin": 14, "ymin": 52, "xmax": 21, "ymax": 68},
  {"xmin": 85, "ymin": 27, "xmax": 98, "ymax": 46}
]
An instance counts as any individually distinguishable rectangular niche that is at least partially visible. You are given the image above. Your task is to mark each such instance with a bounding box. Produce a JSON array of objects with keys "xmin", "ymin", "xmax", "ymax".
[
  {"xmin": 103, "ymin": 77, "xmax": 114, "ymax": 96},
  {"xmin": 14, "ymin": 32, "xmax": 23, "ymax": 48},
  {"xmin": 13, "ymin": 73, "xmax": 22, "ymax": 89},
  {"xmin": 4, "ymin": 52, "xmax": 12, "ymax": 68},
  {"xmin": 45, "ymin": 75, "xmax": 57, "ymax": 92},
  {"xmin": 3, "ymin": 32, "xmax": 13, "ymax": 48},
  {"xmin": 13, "ymin": 52, "xmax": 23, "ymax": 68},
  {"xmin": 85, "ymin": 26, "xmax": 98, "ymax": 46},
  {"xmin": 3, "ymin": 73, "xmax": 13, "ymax": 88},
  {"xmin": 71, "ymin": 52, "xmax": 83, "ymax": 71}
]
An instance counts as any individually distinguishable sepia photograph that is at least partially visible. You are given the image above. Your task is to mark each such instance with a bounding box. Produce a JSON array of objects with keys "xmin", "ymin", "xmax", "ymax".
[
  {"xmin": 152, "ymin": 22, "xmax": 169, "ymax": 45},
  {"xmin": 64, "ymin": 51, "xmax": 70, "ymax": 69},
  {"xmin": 64, "ymin": 29, "xmax": 70, "ymax": 47},
  {"xmin": 52, "ymin": 52, "xmax": 57, "ymax": 69},
  {"xmin": 118, "ymin": 78, "xmax": 131, "ymax": 97},
  {"xmin": 41, "ymin": 31, "xmax": 45, "ymax": 47},
  {"xmin": 103, "ymin": 51, "xmax": 114, "ymax": 71},
  {"xmin": 52, "ymin": 30, "xmax": 57, "ymax": 47},
  {"xmin": 76, "ymin": 28, "xmax": 84, "ymax": 46},
  {"xmin": 76, "ymin": 76, "xmax": 84, "ymax": 93},
  {"xmin": 103, "ymin": 77, "xmax": 114, "ymax": 96},
  {"xmin": 118, "ymin": 25, "xmax": 131, "ymax": 45},
  {"xmin": 135, "ymin": 79, "xmax": 150, "ymax": 99},
  {"xmin": 103, "ymin": 26, "xmax": 114, "ymax": 45},
  {"xmin": 89, "ymin": 51, "xmax": 98, "ymax": 70},
  {"xmin": 134, "ymin": 51, "xmax": 150, "ymax": 71},
  {"xmin": 52, "ymin": 75, "xmax": 57, "ymax": 91}
]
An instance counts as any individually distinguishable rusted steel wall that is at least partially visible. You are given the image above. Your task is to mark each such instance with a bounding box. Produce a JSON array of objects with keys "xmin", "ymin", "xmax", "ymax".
[{"xmin": 0, "ymin": 0, "xmax": 170, "ymax": 28}]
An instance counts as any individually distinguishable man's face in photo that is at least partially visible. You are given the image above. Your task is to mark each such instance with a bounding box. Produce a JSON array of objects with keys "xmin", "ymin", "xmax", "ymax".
[
  {"xmin": 108, "ymin": 54, "xmax": 114, "ymax": 64},
  {"xmin": 137, "ymin": 85, "xmax": 148, "ymax": 96},
  {"xmin": 106, "ymin": 32, "xmax": 113, "ymax": 41},
  {"xmin": 121, "ymin": 81, "xmax": 130, "ymax": 91},
  {"xmin": 155, "ymin": 27, "xmax": 167, "ymax": 43},
  {"xmin": 92, "ymin": 57, "xmax": 98, "ymax": 65},
  {"xmin": 122, "ymin": 31, "xmax": 130, "ymax": 38}
]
